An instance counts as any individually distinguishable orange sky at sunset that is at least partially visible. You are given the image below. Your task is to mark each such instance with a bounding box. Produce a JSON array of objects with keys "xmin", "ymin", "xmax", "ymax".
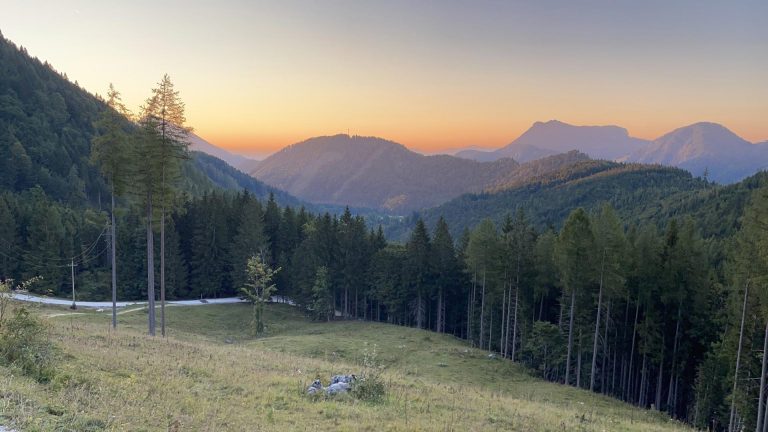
[{"xmin": 1, "ymin": 1, "xmax": 766, "ymax": 158}]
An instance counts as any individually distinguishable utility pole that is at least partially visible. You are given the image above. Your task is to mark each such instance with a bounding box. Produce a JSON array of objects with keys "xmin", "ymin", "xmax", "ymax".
[{"xmin": 69, "ymin": 259, "xmax": 78, "ymax": 310}]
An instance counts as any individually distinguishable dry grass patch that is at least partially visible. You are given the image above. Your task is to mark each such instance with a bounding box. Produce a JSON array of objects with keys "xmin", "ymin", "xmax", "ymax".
[{"xmin": 0, "ymin": 303, "xmax": 695, "ymax": 431}]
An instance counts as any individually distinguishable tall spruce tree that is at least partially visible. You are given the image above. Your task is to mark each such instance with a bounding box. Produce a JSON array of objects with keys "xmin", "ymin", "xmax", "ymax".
[
  {"xmin": 556, "ymin": 208, "xmax": 595, "ymax": 386},
  {"xmin": 141, "ymin": 74, "xmax": 191, "ymax": 337},
  {"xmin": 589, "ymin": 204, "xmax": 627, "ymax": 392},
  {"xmin": 406, "ymin": 219, "xmax": 432, "ymax": 329},
  {"xmin": 432, "ymin": 217, "xmax": 459, "ymax": 333},
  {"xmin": 91, "ymin": 83, "xmax": 131, "ymax": 329}
]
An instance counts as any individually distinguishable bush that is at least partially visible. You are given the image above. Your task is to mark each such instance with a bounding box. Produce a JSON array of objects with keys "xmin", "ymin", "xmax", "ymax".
[
  {"xmin": 0, "ymin": 307, "xmax": 58, "ymax": 382},
  {"xmin": 352, "ymin": 344, "xmax": 386, "ymax": 403},
  {"xmin": 353, "ymin": 374, "xmax": 386, "ymax": 403}
]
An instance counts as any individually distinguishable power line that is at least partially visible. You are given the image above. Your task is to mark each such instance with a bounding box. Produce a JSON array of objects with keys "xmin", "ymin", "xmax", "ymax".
[
  {"xmin": 0, "ymin": 224, "xmax": 111, "ymax": 270},
  {"xmin": 0, "ymin": 223, "xmax": 109, "ymax": 265}
]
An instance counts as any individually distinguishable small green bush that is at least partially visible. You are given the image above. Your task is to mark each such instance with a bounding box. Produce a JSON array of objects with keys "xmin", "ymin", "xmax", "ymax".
[
  {"xmin": 352, "ymin": 373, "xmax": 386, "ymax": 403},
  {"xmin": 352, "ymin": 344, "xmax": 386, "ymax": 403},
  {"xmin": 0, "ymin": 307, "xmax": 58, "ymax": 382}
]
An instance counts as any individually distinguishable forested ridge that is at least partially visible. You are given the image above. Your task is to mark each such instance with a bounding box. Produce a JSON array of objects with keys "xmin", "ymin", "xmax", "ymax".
[
  {"xmin": 392, "ymin": 159, "xmax": 765, "ymax": 241},
  {"xmin": 3, "ymin": 30, "xmax": 768, "ymax": 431}
]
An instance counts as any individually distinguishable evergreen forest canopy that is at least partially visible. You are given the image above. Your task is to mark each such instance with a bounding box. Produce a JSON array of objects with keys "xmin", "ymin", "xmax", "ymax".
[{"xmin": 3, "ymin": 31, "xmax": 768, "ymax": 431}]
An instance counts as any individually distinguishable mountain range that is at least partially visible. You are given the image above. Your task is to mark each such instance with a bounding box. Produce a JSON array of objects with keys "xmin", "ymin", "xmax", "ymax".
[
  {"xmin": 4, "ymin": 29, "xmax": 767, "ymax": 228},
  {"xmin": 244, "ymin": 134, "xmax": 592, "ymax": 212},
  {"xmin": 455, "ymin": 120, "xmax": 768, "ymax": 184},
  {"xmin": 457, "ymin": 120, "xmax": 647, "ymax": 163}
]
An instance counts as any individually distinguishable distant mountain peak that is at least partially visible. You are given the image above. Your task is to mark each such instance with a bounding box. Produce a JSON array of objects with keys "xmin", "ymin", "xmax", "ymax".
[{"xmin": 629, "ymin": 121, "xmax": 765, "ymax": 183}]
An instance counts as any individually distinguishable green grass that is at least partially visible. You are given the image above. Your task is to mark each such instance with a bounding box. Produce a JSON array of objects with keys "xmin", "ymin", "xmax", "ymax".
[{"xmin": 0, "ymin": 302, "xmax": 695, "ymax": 431}]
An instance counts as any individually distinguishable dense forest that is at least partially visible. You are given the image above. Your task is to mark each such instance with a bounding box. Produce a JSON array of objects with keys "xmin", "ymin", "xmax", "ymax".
[
  {"xmin": 3, "ymin": 30, "xmax": 768, "ymax": 431},
  {"xmin": 392, "ymin": 159, "xmax": 762, "ymax": 241}
]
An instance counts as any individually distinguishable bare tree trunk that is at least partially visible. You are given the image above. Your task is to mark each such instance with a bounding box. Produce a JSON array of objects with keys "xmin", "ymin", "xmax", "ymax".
[
  {"xmin": 576, "ymin": 331, "xmax": 583, "ymax": 388},
  {"xmin": 416, "ymin": 293, "xmax": 423, "ymax": 329},
  {"xmin": 160, "ymin": 205, "xmax": 166, "ymax": 337},
  {"xmin": 488, "ymin": 306, "xmax": 493, "ymax": 352},
  {"xmin": 110, "ymin": 185, "xmax": 117, "ymax": 330},
  {"xmin": 602, "ymin": 300, "xmax": 611, "ymax": 394},
  {"xmin": 565, "ymin": 289, "xmax": 577, "ymax": 386},
  {"xmin": 436, "ymin": 287, "xmax": 443, "ymax": 333},
  {"xmin": 757, "ymin": 320, "xmax": 768, "ymax": 432},
  {"xmin": 500, "ymin": 286, "xmax": 506, "ymax": 356},
  {"xmin": 479, "ymin": 269, "xmax": 486, "ymax": 349},
  {"xmin": 344, "ymin": 287, "xmax": 349, "ymax": 318},
  {"xmin": 729, "ymin": 281, "xmax": 750, "ymax": 432},
  {"xmin": 639, "ymin": 352, "xmax": 648, "ymax": 407},
  {"xmin": 467, "ymin": 287, "xmax": 472, "ymax": 343},
  {"xmin": 611, "ymin": 338, "xmax": 618, "ymax": 395},
  {"xmin": 505, "ymin": 285, "xmax": 512, "ymax": 358},
  {"xmin": 590, "ymin": 249, "xmax": 606, "ymax": 391},
  {"xmin": 146, "ymin": 191, "xmax": 155, "ymax": 336},
  {"xmin": 667, "ymin": 298, "xmax": 683, "ymax": 412},
  {"xmin": 511, "ymin": 251, "xmax": 521, "ymax": 362},
  {"xmin": 471, "ymin": 270, "xmax": 477, "ymax": 344},
  {"xmin": 656, "ymin": 335, "xmax": 665, "ymax": 411},
  {"xmin": 627, "ymin": 300, "xmax": 640, "ymax": 401}
]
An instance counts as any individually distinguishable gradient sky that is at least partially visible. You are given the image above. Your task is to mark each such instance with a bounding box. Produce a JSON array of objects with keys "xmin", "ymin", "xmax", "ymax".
[{"xmin": 1, "ymin": 1, "xmax": 766, "ymax": 157}]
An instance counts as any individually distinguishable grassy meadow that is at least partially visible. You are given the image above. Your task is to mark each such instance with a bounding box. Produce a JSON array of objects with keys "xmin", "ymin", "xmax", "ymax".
[{"xmin": 0, "ymin": 302, "xmax": 695, "ymax": 431}]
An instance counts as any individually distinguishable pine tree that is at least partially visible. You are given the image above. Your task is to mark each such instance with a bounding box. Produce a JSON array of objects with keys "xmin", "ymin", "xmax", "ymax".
[
  {"xmin": 466, "ymin": 219, "xmax": 501, "ymax": 348},
  {"xmin": 141, "ymin": 74, "xmax": 191, "ymax": 337},
  {"xmin": 91, "ymin": 83, "xmax": 131, "ymax": 329},
  {"xmin": 406, "ymin": 219, "xmax": 432, "ymax": 329},
  {"xmin": 432, "ymin": 217, "xmax": 459, "ymax": 333},
  {"xmin": 556, "ymin": 208, "xmax": 595, "ymax": 386},
  {"xmin": 230, "ymin": 193, "xmax": 268, "ymax": 291},
  {"xmin": 310, "ymin": 266, "xmax": 333, "ymax": 321},
  {"xmin": 589, "ymin": 204, "xmax": 627, "ymax": 392}
]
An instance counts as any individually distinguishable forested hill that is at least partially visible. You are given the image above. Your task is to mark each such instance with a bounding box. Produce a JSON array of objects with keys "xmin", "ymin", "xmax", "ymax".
[
  {"xmin": 185, "ymin": 151, "xmax": 301, "ymax": 207},
  {"xmin": 0, "ymin": 34, "xmax": 298, "ymax": 206},
  {"xmin": 247, "ymin": 135, "xmax": 596, "ymax": 213},
  {"xmin": 0, "ymin": 33, "xmax": 107, "ymax": 206},
  {"xmin": 387, "ymin": 160, "xmax": 714, "ymax": 240}
]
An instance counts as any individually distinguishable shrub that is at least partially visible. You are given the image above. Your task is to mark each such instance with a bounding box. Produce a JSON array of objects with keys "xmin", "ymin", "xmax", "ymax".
[
  {"xmin": 352, "ymin": 344, "xmax": 386, "ymax": 403},
  {"xmin": 0, "ymin": 307, "xmax": 58, "ymax": 382}
]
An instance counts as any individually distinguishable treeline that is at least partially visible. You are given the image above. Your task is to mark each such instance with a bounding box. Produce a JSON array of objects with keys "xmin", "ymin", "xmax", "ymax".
[
  {"xmin": 7, "ymin": 164, "xmax": 768, "ymax": 428},
  {"xmin": 129, "ymin": 185, "xmax": 759, "ymax": 432}
]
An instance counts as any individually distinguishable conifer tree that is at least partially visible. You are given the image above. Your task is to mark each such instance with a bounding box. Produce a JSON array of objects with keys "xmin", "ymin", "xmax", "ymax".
[
  {"xmin": 310, "ymin": 266, "xmax": 333, "ymax": 321},
  {"xmin": 466, "ymin": 219, "xmax": 501, "ymax": 348},
  {"xmin": 91, "ymin": 83, "xmax": 131, "ymax": 329},
  {"xmin": 406, "ymin": 219, "xmax": 432, "ymax": 328},
  {"xmin": 432, "ymin": 217, "xmax": 459, "ymax": 333},
  {"xmin": 556, "ymin": 208, "xmax": 595, "ymax": 386},
  {"xmin": 589, "ymin": 204, "xmax": 627, "ymax": 392},
  {"xmin": 142, "ymin": 74, "xmax": 191, "ymax": 337}
]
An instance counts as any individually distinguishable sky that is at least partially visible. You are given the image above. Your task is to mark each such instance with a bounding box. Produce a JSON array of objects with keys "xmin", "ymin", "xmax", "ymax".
[{"xmin": 1, "ymin": 0, "xmax": 766, "ymax": 158}]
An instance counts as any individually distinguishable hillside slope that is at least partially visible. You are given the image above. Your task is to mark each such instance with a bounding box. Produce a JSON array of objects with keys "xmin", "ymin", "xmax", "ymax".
[
  {"xmin": 186, "ymin": 132, "xmax": 255, "ymax": 170},
  {"xmin": 249, "ymin": 134, "xmax": 522, "ymax": 212},
  {"xmin": 186, "ymin": 151, "xmax": 301, "ymax": 206},
  {"xmin": 0, "ymin": 34, "xmax": 295, "ymax": 206},
  {"xmin": 0, "ymin": 302, "xmax": 693, "ymax": 431},
  {"xmin": 249, "ymin": 135, "xmax": 594, "ymax": 213},
  {"xmin": 387, "ymin": 161, "xmax": 710, "ymax": 240}
]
